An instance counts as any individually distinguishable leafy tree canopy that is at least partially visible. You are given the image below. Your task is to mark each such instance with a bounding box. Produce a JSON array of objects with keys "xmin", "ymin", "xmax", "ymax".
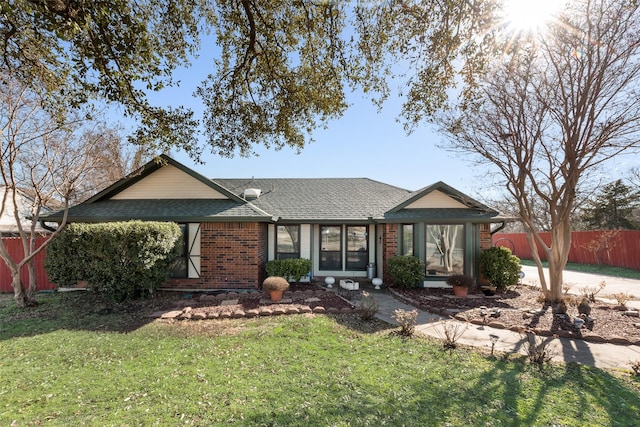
[{"xmin": 1, "ymin": 0, "xmax": 502, "ymax": 159}]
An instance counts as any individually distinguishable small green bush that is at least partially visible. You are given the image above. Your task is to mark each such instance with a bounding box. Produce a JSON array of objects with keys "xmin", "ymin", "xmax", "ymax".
[
  {"xmin": 386, "ymin": 256, "xmax": 424, "ymax": 288},
  {"xmin": 265, "ymin": 258, "xmax": 311, "ymax": 282},
  {"xmin": 45, "ymin": 221, "xmax": 182, "ymax": 302},
  {"xmin": 479, "ymin": 246, "xmax": 521, "ymax": 290}
]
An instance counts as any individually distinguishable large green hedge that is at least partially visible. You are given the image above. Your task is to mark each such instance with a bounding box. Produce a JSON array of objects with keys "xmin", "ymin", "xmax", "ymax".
[{"xmin": 45, "ymin": 221, "xmax": 182, "ymax": 302}]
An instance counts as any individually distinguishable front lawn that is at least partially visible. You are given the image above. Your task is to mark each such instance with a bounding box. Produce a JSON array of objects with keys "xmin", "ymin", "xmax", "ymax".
[{"xmin": 1, "ymin": 292, "xmax": 639, "ymax": 426}]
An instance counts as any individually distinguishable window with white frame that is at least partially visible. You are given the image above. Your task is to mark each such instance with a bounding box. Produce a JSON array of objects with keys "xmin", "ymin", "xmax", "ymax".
[{"xmin": 276, "ymin": 225, "xmax": 300, "ymax": 259}]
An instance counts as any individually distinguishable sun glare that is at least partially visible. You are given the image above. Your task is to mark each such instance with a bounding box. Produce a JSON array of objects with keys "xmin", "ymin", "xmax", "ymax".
[{"xmin": 501, "ymin": 0, "xmax": 565, "ymax": 34}]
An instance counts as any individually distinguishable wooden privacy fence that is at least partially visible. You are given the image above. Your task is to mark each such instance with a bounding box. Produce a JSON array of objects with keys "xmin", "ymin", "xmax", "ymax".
[
  {"xmin": 0, "ymin": 236, "xmax": 55, "ymax": 292},
  {"xmin": 493, "ymin": 230, "xmax": 640, "ymax": 271}
]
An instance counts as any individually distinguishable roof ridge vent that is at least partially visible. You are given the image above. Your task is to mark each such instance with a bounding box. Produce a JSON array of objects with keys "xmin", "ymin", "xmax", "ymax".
[{"xmin": 243, "ymin": 188, "xmax": 262, "ymax": 199}]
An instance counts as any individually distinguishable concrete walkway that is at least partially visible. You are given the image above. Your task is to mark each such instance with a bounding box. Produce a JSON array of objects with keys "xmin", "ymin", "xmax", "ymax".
[
  {"xmin": 370, "ymin": 269, "xmax": 640, "ymax": 370},
  {"xmin": 520, "ymin": 265, "xmax": 640, "ymax": 309}
]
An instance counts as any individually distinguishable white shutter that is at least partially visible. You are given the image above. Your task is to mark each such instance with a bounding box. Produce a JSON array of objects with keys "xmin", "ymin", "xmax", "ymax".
[{"xmin": 187, "ymin": 223, "xmax": 201, "ymax": 278}]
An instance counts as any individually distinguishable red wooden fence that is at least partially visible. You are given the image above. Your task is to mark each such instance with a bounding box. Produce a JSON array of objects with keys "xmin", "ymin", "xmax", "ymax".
[
  {"xmin": 493, "ymin": 230, "xmax": 640, "ymax": 270},
  {"xmin": 0, "ymin": 237, "xmax": 55, "ymax": 292}
]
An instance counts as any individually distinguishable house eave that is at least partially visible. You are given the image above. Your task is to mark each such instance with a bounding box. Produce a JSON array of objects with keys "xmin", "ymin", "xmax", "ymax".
[{"xmin": 41, "ymin": 215, "xmax": 277, "ymax": 224}]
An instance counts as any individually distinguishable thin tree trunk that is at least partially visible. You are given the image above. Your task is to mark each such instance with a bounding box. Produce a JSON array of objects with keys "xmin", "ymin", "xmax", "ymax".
[
  {"xmin": 11, "ymin": 269, "xmax": 35, "ymax": 307},
  {"xmin": 524, "ymin": 230, "xmax": 549, "ymax": 295},
  {"xmin": 27, "ymin": 258, "xmax": 37, "ymax": 301},
  {"xmin": 547, "ymin": 220, "xmax": 571, "ymax": 302}
]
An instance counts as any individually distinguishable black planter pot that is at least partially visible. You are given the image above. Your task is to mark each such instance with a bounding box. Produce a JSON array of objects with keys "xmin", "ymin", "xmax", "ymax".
[{"xmin": 481, "ymin": 286, "xmax": 497, "ymax": 296}]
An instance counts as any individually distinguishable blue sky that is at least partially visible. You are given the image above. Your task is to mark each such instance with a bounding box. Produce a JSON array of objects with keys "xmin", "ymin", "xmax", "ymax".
[
  {"xmin": 136, "ymin": 32, "xmax": 638, "ymax": 199},
  {"xmin": 137, "ymin": 40, "xmax": 488, "ymax": 196},
  {"xmin": 172, "ymin": 94, "xmax": 484, "ymax": 194}
]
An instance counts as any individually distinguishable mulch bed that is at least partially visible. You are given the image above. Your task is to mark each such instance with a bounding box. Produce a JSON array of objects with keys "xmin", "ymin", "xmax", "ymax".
[
  {"xmin": 392, "ymin": 285, "xmax": 640, "ymax": 345},
  {"xmin": 151, "ymin": 283, "xmax": 355, "ymax": 320}
]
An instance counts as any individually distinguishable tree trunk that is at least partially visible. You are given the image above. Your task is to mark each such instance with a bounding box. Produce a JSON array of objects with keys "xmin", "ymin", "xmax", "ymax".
[
  {"xmin": 12, "ymin": 272, "xmax": 36, "ymax": 308},
  {"xmin": 27, "ymin": 259, "xmax": 38, "ymax": 301},
  {"xmin": 524, "ymin": 217, "xmax": 571, "ymax": 303},
  {"xmin": 546, "ymin": 220, "xmax": 571, "ymax": 302},
  {"xmin": 524, "ymin": 229, "xmax": 549, "ymax": 293}
]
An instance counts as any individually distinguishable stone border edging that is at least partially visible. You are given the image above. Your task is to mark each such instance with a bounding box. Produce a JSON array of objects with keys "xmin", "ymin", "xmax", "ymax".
[
  {"xmin": 388, "ymin": 288, "xmax": 640, "ymax": 346},
  {"xmin": 153, "ymin": 288, "xmax": 355, "ymax": 320}
]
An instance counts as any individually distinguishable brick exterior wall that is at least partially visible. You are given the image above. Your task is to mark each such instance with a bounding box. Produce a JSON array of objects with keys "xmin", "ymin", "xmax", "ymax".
[
  {"xmin": 166, "ymin": 222, "xmax": 267, "ymax": 290},
  {"xmin": 381, "ymin": 223, "xmax": 398, "ymax": 284},
  {"xmin": 479, "ymin": 223, "xmax": 492, "ymax": 251},
  {"xmin": 478, "ymin": 223, "xmax": 494, "ymax": 284}
]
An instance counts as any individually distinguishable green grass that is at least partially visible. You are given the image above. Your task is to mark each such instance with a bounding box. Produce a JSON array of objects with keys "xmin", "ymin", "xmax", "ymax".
[
  {"xmin": 519, "ymin": 259, "xmax": 640, "ymax": 280},
  {"xmin": 1, "ymin": 292, "xmax": 639, "ymax": 426}
]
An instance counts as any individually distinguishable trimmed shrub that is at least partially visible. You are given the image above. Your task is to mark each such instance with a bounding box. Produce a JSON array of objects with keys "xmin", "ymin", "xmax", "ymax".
[
  {"xmin": 45, "ymin": 221, "xmax": 182, "ymax": 302},
  {"xmin": 386, "ymin": 256, "xmax": 425, "ymax": 288},
  {"xmin": 262, "ymin": 276, "xmax": 290, "ymax": 292},
  {"xmin": 479, "ymin": 246, "xmax": 521, "ymax": 290},
  {"xmin": 265, "ymin": 258, "xmax": 311, "ymax": 282}
]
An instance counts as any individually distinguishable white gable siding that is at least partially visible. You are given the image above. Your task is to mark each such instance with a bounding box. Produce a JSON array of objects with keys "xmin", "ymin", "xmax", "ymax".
[
  {"xmin": 405, "ymin": 190, "xmax": 468, "ymax": 209},
  {"xmin": 111, "ymin": 165, "xmax": 227, "ymax": 200}
]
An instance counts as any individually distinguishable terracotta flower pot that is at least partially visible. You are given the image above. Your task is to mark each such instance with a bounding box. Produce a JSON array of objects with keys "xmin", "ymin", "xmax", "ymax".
[
  {"xmin": 452, "ymin": 285, "xmax": 468, "ymax": 297},
  {"xmin": 269, "ymin": 290, "xmax": 284, "ymax": 301}
]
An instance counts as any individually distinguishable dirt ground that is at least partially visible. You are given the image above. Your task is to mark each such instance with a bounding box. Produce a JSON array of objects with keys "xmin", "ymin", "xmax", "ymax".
[{"xmin": 393, "ymin": 284, "xmax": 640, "ymax": 345}]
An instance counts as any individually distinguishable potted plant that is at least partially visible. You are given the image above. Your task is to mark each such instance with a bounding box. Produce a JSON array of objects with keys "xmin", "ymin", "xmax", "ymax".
[
  {"xmin": 262, "ymin": 276, "xmax": 290, "ymax": 301},
  {"xmin": 480, "ymin": 284, "xmax": 497, "ymax": 296},
  {"xmin": 446, "ymin": 274, "xmax": 475, "ymax": 297}
]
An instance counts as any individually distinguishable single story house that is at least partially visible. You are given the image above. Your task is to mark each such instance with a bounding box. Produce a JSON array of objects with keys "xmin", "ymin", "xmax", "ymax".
[{"xmin": 42, "ymin": 155, "xmax": 509, "ymax": 290}]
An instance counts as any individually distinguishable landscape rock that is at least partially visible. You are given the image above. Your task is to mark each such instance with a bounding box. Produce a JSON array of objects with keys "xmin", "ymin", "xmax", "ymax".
[
  {"xmin": 160, "ymin": 310, "xmax": 183, "ymax": 319},
  {"xmin": 608, "ymin": 336, "xmax": 632, "ymax": 345}
]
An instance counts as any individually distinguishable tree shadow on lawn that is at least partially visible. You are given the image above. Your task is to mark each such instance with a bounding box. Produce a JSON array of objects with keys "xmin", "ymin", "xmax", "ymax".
[
  {"xmin": 471, "ymin": 336, "xmax": 640, "ymax": 426},
  {"xmin": 0, "ymin": 288, "xmax": 393, "ymax": 341},
  {"xmin": 0, "ymin": 290, "xmax": 177, "ymax": 340},
  {"xmin": 237, "ymin": 346, "xmax": 640, "ymax": 426}
]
